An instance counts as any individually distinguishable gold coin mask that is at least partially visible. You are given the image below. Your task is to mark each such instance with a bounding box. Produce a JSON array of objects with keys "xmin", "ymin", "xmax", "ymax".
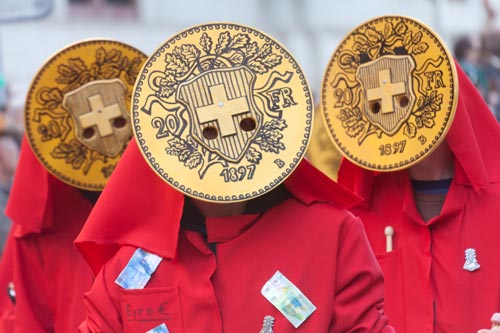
[
  {"xmin": 25, "ymin": 40, "xmax": 147, "ymax": 190},
  {"xmin": 322, "ymin": 15, "xmax": 458, "ymax": 171},
  {"xmin": 133, "ymin": 23, "xmax": 313, "ymax": 202}
]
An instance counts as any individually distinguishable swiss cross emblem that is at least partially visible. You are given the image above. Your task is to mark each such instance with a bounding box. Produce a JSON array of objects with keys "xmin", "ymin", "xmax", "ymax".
[
  {"xmin": 63, "ymin": 79, "xmax": 132, "ymax": 157},
  {"xmin": 356, "ymin": 55, "xmax": 416, "ymax": 135},
  {"xmin": 177, "ymin": 67, "xmax": 264, "ymax": 162}
]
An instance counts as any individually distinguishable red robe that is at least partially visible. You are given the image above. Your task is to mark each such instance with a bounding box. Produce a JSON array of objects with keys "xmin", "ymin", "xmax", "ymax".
[
  {"xmin": 0, "ymin": 137, "xmax": 95, "ymax": 332},
  {"xmin": 75, "ymin": 140, "xmax": 395, "ymax": 332},
  {"xmin": 338, "ymin": 64, "xmax": 500, "ymax": 332},
  {"xmin": 0, "ymin": 229, "xmax": 15, "ymax": 332}
]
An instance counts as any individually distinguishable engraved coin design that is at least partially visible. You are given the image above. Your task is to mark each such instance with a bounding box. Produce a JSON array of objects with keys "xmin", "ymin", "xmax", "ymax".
[
  {"xmin": 25, "ymin": 40, "xmax": 147, "ymax": 190},
  {"xmin": 133, "ymin": 23, "xmax": 313, "ymax": 202},
  {"xmin": 322, "ymin": 15, "xmax": 458, "ymax": 171},
  {"xmin": 306, "ymin": 104, "xmax": 342, "ymax": 180}
]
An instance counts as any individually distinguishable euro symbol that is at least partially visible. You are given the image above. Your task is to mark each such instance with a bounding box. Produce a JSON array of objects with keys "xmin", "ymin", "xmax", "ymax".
[{"xmin": 158, "ymin": 302, "xmax": 169, "ymax": 316}]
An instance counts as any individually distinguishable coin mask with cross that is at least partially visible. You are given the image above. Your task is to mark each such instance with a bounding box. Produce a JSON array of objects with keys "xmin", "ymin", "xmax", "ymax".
[
  {"xmin": 63, "ymin": 79, "xmax": 131, "ymax": 158},
  {"xmin": 196, "ymin": 83, "xmax": 250, "ymax": 139},
  {"xmin": 357, "ymin": 55, "xmax": 416, "ymax": 136},
  {"xmin": 24, "ymin": 40, "xmax": 147, "ymax": 190},
  {"xmin": 366, "ymin": 69, "xmax": 405, "ymax": 114},
  {"xmin": 80, "ymin": 94, "xmax": 122, "ymax": 137},
  {"xmin": 133, "ymin": 23, "xmax": 313, "ymax": 202},
  {"xmin": 322, "ymin": 15, "xmax": 457, "ymax": 171}
]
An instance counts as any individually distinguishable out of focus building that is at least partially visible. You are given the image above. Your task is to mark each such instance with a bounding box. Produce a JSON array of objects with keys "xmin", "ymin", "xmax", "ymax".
[{"xmin": 0, "ymin": 0, "xmax": 491, "ymax": 105}]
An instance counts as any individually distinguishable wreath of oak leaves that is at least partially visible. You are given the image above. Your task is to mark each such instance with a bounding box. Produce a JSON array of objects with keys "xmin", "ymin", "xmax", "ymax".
[
  {"xmin": 160, "ymin": 31, "xmax": 287, "ymax": 170},
  {"xmin": 35, "ymin": 47, "xmax": 143, "ymax": 175},
  {"xmin": 336, "ymin": 20, "xmax": 444, "ymax": 142}
]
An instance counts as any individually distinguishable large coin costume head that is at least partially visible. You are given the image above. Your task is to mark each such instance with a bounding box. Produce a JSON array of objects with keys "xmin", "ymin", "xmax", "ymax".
[
  {"xmin": 322, "ymin": 15, "xmax": 458, "ymax": 171},
  {"xmin": 25, "ymin": 40, "xmax": 147, "ymax": 191},
  {"xmin": 134, "ymin": 23, "xmax": 313, "ymax": 202}
]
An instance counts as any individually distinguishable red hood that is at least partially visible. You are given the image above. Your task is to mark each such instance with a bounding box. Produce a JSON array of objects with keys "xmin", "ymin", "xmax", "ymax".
[
  {"xmin": 338, "ymin": 62, "xmax": 500, "ymax": 201},
  {"xmin": 75, "ymin": 139, "xmax": 361, "ymax": 274},
  {"xmin": 5, "ymin": 137, "xmax": 91, "ymax": 237}
]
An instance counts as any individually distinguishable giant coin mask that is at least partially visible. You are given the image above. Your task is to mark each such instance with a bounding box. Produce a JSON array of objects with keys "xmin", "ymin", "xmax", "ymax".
[
  {"xmin": 322, "ymin": 16, "xmax": 458, "ymax": 171},
  {"xmin": 25, "ymin": 39, "xmax": 147, "ymax": 190},
  {"xmin": 133, "ymin": 23, "xmax": 313, "ymax": 202}
]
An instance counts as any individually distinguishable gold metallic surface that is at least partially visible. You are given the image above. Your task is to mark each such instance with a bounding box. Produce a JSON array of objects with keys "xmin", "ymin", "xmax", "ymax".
[
  {"xmin": 306, "ymin": 104, "xmax": 342, "ymax": 181},
  {"xmin": 25, "ymin": 39, "xmax": 147, "ymax": 190},
  {"xmin": 133, "ymin": 23, "xmax": 313, "ymax": 202},
  {"xmin": 322, "ymin": 16, "xmax": 458, "ymax": 171}
]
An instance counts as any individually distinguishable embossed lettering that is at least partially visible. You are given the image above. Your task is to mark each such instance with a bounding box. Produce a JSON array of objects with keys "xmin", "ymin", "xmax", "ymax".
[
  {"xmin": 334, "ymin": 87, "xmax": 353, "ymax": 108},
  {"xmin": 219, "ymin": 165, "xmax": 256, "ymax": 182},
  {"xmin": 264, "ymin": 88, "xmax": 297, "ymax": 112},
  {"xmin": 424, "ymin": 71, "xmax": 445, "ymax": 91},
  {"xmin": 418, "ymin": 135, "xmax": 427, "ymax": 145},
  {"xmin": 274, "ymin": 159, "xmax": 285, "ymax": 168},
  {"xmin": 378, "ymin": 140, "xmax": 406, "ymax": 156},
  {"xmin": 38, "ymin": 120, "xmax": 61, "ymax": 142}
]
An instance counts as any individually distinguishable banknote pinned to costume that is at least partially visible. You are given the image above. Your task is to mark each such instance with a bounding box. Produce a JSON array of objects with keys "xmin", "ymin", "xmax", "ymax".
[
  {"xmin": 306, "ymin": 104, "xmax": 342, "ymax": 180},
  {"xmin": 25, "ymin": 39, "xmax": 147, "ymax": 190},
  {"xmin": 115, "ymin": 248, "xmax": 163, "ymax": 290},
  {"xmin": 321, "ymin": 15, "xmax": 458, "ymax": 171},
  {"xmin": 145, "ymin": 323, "xmax": 170, "ymax": 333},
  {"xmin": 133, "ymin": 23, "xmax": 313, "ymax": 202},
  {"xmin": 261, "ymin": 270, "xmax": 316, "ymax": 328}
]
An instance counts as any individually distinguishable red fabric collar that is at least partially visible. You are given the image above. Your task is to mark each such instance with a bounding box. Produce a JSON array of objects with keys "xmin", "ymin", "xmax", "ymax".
[
  {"xmin": 76, "ymin": 139, "xmax": 361, "ymax": 274},
  {"xmin": 6, "ymin": 137, "xmax": 50, "ymax": 235},
  {"xmin": 206, "ymin": 214, "xmax": 260, "ymax": 244},
  {"xmin": 6, "ymin": 137, "xmax": 91, "ymax": 237}
]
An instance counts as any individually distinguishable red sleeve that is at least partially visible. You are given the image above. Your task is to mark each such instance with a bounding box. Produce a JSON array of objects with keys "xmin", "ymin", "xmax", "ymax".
[
  {"xmin": 80, "ymin": 247, "xmax": 135, "ymax": 333},
  {"xmin": 331, "ymin": 217, "xmax": 394, "ymax": 333},
  {"xmin": 11, "ymin": 234, "xmax": 54, "ymax": 332}
]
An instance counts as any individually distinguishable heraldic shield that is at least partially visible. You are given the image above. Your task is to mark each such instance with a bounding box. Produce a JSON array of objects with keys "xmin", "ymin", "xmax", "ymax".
[
  {"xmin": 177, "ymin": 66, "xmax": 264, "ymax": 162},
  {"xmin": 357, "ymin": 55, "xmax": 416, "ymax": 136},
  {"xmin": 63, "ymin": 78, "xmax": 131, "ymax": 157}
]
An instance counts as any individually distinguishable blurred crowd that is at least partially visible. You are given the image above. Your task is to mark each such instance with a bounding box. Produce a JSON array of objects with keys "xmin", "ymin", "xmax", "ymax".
[
  {"xmin": 0, "ymin": 77, "xmax": 23, "ymax": 253},
  {"xmin": 454, "ymin": 0, "xmax": 500, "ymax": 122},
  {"xmin": 454, "ymin": 32, "xmax": 500, "ymax": 122}
]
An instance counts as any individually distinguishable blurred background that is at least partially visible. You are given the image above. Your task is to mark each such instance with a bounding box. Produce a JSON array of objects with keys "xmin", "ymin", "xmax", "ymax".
[
  {"xmin": 1, "ymin": 0, "xmax": 499, "ymax": 106},
  {"xmin": 0, "ymin": 0, "xmax": 499, "ymax": 250}
]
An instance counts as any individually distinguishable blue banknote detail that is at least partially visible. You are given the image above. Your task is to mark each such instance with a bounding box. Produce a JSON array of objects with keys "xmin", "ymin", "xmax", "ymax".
[
  {"xmin": 146, "ymin": 323, "xmax": 169, "ymax": 333},
  {"xmin": 115, "ymin": 248, "xmax": 162, "ymax": 289}
]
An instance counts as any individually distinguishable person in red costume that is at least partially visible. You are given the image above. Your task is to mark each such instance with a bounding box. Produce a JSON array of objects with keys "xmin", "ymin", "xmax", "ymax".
[
  {"xmin": 0, "ymin": 137, "xmax": 97, "ymax": 332},
  {"xmin": 337, "ymin": 64, "xmax": 500, "ymax": 332},
  {"xmin": 76, "ymin": 22, "xmax": 394, "ymax": 333},
  {"xmin": 0, "ymin": 39, "xmax": 146, "ymax": 332},
  {"xmin": 76, "ymin": 140, "xmax": 394, "ymax": 333}
]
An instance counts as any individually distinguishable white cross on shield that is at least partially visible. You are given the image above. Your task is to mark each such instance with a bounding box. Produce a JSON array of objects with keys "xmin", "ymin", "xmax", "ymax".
[
  {"xmin": 177, "ymin": 67, "xmax": 264, "ymax": 162},
  {"xmin": 357, "ymin": 55, "xmax": 416, "ymax": 136},
  {"xmin": 62, "ymin": 79, "xmax": 132, "ymax": 157}
]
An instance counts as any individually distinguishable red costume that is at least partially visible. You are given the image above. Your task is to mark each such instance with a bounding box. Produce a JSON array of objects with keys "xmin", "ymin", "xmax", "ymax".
[
  {"xmin": 0, "ymin": 137, "xmax": 95, "ymax": 332},
  {"xmin": 0, "ymin": 229, "xmax": 15, "ymax": 332},
  {"xmin": 338, "ymin": 65, "xmax": 500, "ymax": 332},
  {"xmin": 76, "ymin": 140, "xmax": 394, "ymax": 332}
]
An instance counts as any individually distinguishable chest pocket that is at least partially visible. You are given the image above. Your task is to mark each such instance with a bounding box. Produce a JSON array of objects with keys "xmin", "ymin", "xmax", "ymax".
[
  {"xmin": 375, "ymin": 248, "xmax": 405, "ymax": 333},
  {"xmin": 120, "ymin": 286, "xmax": 184, "ymax": 333}
]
